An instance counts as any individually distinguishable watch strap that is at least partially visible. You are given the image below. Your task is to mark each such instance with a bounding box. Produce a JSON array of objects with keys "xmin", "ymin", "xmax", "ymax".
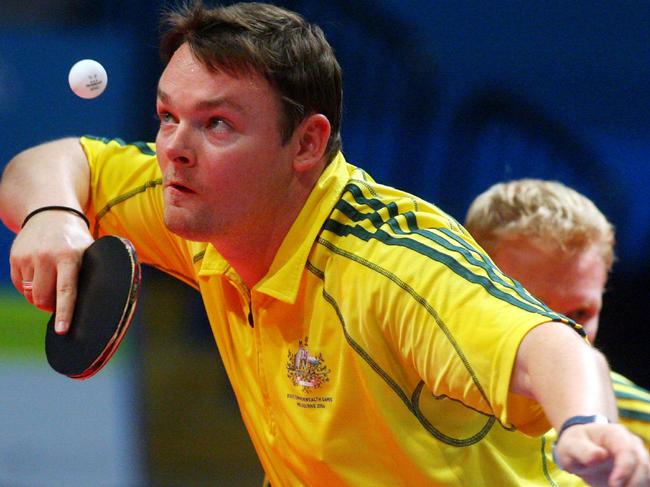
[
  {"xmin": 552, "ymin": 414, "xmax": 610, "ymax": 469},
  {"xmin": 557, "ymin": 414, "xmax": 610, "ymax": 440}
]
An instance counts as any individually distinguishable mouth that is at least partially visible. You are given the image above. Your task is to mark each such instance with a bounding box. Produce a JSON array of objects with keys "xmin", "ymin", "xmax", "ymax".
[{"xmin": 165, "ymin": 179, "xmax": 196, "ymax": 194}]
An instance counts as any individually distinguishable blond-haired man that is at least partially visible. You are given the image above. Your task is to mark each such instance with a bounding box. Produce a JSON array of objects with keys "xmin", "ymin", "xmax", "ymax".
[{"xmin": 466, "ymin": 178, "xmax": 650, "ymax": 450}]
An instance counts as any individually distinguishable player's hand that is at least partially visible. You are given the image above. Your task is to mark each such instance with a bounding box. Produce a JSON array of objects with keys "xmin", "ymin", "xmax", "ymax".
[
  {"xmin": 554, "ymin": 422, "xmax": 650, "ymax": 486},
  {"xmin": 9, "ymin": 210, "xmax": 94, "ymax": 335}
]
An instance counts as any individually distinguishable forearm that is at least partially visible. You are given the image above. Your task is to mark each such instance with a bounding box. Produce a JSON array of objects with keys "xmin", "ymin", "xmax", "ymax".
[
  {"xmin": 511, "ymin": 321, "xmax": 618, "ymax": 430},
  {"xmin": 0, "ymin": 137, "xmax": 90, "ymax": 232}
]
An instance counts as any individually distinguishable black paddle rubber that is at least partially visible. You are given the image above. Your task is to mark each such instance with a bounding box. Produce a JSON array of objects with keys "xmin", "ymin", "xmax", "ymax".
[{"xmin": 45, "ymin": 235, "xmax": 141, "ymax": 379}]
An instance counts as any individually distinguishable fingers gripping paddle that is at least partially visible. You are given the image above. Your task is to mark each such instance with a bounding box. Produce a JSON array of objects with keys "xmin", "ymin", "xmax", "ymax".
[{"xmin": 45, "ymin": 236, "xmax": 141, "ymax": 379}]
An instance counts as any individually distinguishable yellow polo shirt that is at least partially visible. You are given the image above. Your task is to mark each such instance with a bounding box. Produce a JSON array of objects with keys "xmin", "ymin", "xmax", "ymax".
[{"xmin": 81, "ymin": 135, "xmax": 586, "ymax": 486}]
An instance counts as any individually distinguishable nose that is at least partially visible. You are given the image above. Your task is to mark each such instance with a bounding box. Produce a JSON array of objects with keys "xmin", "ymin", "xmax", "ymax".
[{"xmin": 158, "ymin": 122, "xmax": 196, "ymax": 166}]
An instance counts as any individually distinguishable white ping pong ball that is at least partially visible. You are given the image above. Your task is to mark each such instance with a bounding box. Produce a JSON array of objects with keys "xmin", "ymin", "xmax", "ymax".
[{"xmin": 68, "ymin": 59, "xmax": 108, "ymax": 99}]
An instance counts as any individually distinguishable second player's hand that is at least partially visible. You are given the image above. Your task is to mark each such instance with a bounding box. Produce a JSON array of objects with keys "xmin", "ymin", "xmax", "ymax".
[
  {"xmin": 9, "ymin": 210, "xmax": 94, "ymax": 334},
  {"xmin": 555, "ymin": 422, "xmax": 650, "ymax": 486}
]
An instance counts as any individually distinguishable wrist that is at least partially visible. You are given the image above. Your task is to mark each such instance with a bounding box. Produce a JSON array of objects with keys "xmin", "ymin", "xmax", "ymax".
[
  {"xmin": 556, "ymin": 414, "xmax": 610, "ymax": 440},
  {"xmin": 552, "ymin": 414, "xmax": 610, "ymax": 469},
  {"xmin": 21, "ymin": 206, "xmax": 90, "ymax": 230}
]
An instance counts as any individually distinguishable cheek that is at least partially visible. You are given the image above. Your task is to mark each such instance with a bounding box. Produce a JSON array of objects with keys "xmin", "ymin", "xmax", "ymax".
[
  {"xmin": 155, "ymin": 133, "xmax": 168, "ymax": 168},
  {"xmin": 155, "ymin": 128, "xmax": 165, "ymax": 148}
]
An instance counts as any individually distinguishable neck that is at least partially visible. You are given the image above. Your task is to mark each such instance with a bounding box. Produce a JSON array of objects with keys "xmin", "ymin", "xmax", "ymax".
[
  {"xmin": 212, "ymin": 170, "xmax": 321, "ymax": 289},
  {"xmin": 215, "ymin": 217, "xmax": 292, "ymax": 289}
]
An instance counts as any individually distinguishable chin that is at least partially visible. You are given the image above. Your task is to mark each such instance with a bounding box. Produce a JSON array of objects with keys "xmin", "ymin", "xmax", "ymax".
[
  {"xmin": 163, "ymin": 212, "xmax": 197, "ymax": 240},
  {"xmin": 163, "ymin": 210, "xmax": 216, "ymax": 242}
]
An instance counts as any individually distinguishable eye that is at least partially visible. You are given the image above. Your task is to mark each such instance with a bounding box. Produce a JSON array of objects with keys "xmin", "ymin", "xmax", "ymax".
[
  {"xmin": 157, "ymin": 112, "xmax": 175, "ymax": 124},
  {"xmin": 208, "ymin": 117, "xmax": 231, "ymax": 132}
]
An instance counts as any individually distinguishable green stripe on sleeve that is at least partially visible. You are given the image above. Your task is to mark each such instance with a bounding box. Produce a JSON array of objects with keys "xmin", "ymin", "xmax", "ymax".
[
  {"xmin": 343, "ymin": 184, "xmax": 563, "ymax": 318},
  {"xmin": 328, "ymin": 184, "xmax": 571, "ymax": 325},
  {"xmin": 323, "ymin": 217, "xmax": 565, "ymax": 321},
  {"xmin": 614, "ymin": 389, "xmax": 650, "ymax": 404},
  {"xmin": 618, "ymin": 408, "xmax": 650, "ymax": 423}
]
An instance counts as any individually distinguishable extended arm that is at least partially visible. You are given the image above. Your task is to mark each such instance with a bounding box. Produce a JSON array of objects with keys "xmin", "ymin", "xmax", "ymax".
[
  {"xmin": 0, "ymin": 138, "xmax": 94, "ymax": 332},
  {"xmin": 0, "ymin": 138, "xmax": 90, "ymax": 231},
  {"xmin": 511, "ymin": 322, "xmax": 649, "ymax": 485}
]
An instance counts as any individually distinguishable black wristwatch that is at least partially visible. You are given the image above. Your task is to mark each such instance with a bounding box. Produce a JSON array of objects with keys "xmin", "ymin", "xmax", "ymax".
[{"xmin": 552, "ymin": 414, "xmax": 610, "ymax": 469}]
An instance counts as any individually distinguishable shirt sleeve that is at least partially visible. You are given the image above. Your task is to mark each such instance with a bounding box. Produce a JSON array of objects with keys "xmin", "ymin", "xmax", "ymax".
[
  {"xmin": 611, "ymin": 371, "xmax": 650, "ymax": 451},
  {"xmin": 379, "ymin": 217, "xmax": 579, "ymax": 436}
]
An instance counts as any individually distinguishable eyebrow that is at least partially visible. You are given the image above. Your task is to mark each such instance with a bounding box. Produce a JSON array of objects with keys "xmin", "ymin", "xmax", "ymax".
[{"xmin": 156, "ymin": 87, "xmax": 248, "ymax": 114}]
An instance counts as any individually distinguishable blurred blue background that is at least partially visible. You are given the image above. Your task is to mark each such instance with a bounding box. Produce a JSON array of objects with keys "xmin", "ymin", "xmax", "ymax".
[{"xmin": 1, "ymin": 1, "xmax": 649, "ymax": 485}]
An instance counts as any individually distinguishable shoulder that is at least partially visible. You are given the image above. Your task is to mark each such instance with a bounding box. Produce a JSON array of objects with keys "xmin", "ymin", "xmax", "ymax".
[
  {"xmin": 80, "ymin": 135, "xmax": 156, "ymax": 164},
  {"xmin": 324, "ymin": 171, "xmax": 467, "ymax": 258}
]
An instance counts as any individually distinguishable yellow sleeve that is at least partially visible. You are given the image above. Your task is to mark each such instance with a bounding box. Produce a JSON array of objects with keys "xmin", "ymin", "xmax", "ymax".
[
  {"xmin": 611, "ymin": 371, "xmax": 650, "ymax": 451},
  {"xmin": 380, "ymin": 213, "xmax": 576, "ymax": 436},
  {"xmin": 81, "ymin": 136, "xmax": 199, "ymax": 288},
  {"xmin": 394, "ymin": 261, "xmax": 554, "ymax": 436},
  {"xmin": 328, "ymin": 180, "xmax": 579, "ymax": 436}
]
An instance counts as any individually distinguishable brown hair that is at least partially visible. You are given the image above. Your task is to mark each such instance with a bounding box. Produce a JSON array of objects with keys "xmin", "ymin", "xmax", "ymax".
[{"xmin": 160, "ymin": 1, "xmax": 342, "ymax": 163}]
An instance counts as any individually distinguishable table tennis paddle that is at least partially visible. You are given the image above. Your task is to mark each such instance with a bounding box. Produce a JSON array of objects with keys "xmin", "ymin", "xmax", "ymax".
[{"xmin": 45, "ymin": 235, "xmax": 141, "ymax": 380}]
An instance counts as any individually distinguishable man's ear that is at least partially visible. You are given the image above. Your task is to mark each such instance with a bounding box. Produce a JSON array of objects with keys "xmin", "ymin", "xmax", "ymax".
[{"xmin": 292, "ymin": 114, "xmax": 331, "ymax": 172}]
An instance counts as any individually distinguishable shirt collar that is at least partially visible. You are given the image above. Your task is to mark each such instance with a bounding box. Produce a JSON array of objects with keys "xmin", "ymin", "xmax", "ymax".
[{"xmin": 256, "ymin": 152, "xmax": 350, "ymax": 303}]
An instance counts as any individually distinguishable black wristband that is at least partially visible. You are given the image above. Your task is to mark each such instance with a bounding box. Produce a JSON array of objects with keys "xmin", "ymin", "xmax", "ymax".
[{"xmin": 21, "ymin": 206, "xmax": 90, "ymax": 229}]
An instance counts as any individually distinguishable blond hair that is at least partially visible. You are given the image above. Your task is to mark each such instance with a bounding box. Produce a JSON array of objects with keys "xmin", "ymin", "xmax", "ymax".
[{"xmin": 465, "ymin": 179, "xmax": 615, "ymax": 270}]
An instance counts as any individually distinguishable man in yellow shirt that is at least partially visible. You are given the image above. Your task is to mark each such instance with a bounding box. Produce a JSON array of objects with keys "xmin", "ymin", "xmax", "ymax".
[
  {"xmin": 465, "ymin": 178, "xmax": 650, "ymax": 451},
  {"xmin": 0, "ymin": 3, "xmax": 648, "ymax": 486}
]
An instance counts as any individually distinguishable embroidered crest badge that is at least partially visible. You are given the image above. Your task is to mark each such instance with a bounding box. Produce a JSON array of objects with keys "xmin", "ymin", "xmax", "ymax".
[{"xmin": 287, "ymin": 337, "xmax": 330, "ymax": 391}]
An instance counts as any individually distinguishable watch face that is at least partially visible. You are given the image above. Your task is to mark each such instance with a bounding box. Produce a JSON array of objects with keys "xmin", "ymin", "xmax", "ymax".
[{"xmin": 594, "ymin": 414, "xmax": 610, "ymax": 423}]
